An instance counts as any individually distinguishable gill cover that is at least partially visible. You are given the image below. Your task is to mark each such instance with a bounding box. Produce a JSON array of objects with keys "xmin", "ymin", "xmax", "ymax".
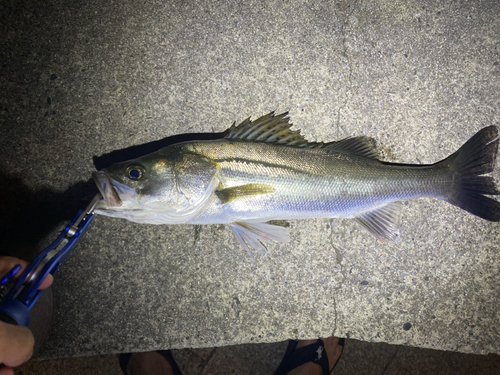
[{"xmin": 168, "ymin": 152, "xmax": 219, "ymax": 222}]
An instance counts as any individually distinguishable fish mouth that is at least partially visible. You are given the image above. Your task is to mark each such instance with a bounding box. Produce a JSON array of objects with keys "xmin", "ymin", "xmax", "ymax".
[{"xmin": 92, "ymin": 171, "xmax": 123, "ymax": 207}]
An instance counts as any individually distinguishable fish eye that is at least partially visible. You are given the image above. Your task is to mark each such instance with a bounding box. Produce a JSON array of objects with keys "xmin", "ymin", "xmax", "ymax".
[{"xmin": 126, "ymin": 166, "xmax": 145, "ymax": 180}]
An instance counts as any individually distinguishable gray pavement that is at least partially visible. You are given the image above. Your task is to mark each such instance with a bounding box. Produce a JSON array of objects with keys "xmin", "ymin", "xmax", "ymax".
[{"xmin": 1, "ymin": 0, "xmax": 499, "ymax": 372}]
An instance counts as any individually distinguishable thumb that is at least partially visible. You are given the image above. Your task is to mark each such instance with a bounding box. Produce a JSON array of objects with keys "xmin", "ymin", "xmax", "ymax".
[{"xmin": 0, "ymin": 321, "xmax": 34, "ymax": 367}]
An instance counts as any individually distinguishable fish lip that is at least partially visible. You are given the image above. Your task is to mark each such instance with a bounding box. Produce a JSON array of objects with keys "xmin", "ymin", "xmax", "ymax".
[{"xmin": 92, "ymin": 171, "xmax": 123, "ymax": 207}]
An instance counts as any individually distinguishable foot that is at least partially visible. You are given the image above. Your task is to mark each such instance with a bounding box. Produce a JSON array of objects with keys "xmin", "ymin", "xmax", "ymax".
[
  {"xmin": 287, "ymin": 337, "xmax": 344, "ymax": 375},
  {"xmin": 126, "ymin": 351, "xmax": 174, "ymax": 375}
]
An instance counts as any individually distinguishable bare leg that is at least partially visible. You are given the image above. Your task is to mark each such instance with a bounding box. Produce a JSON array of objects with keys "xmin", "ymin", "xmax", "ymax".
[{"xmin": 126, "ymin": 352, "xmax": 174, "ymax": 375}]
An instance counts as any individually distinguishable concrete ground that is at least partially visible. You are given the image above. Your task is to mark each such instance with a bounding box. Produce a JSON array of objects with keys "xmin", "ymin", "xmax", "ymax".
[{"xmin": 1, "ymin": 0, "xmax": 500, "ymax": 373}]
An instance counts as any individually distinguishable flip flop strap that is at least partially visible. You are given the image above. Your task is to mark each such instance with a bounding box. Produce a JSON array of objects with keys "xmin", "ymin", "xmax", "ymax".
[{"xmin": 274, "ymin": 339, "xmax": 329, "ymax": 375}]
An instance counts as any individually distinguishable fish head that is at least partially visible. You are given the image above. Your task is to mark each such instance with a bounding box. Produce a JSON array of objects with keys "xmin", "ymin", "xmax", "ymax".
[{"xmin": 92, "ymin": 148, "xmax": 218, "ymax": 224}]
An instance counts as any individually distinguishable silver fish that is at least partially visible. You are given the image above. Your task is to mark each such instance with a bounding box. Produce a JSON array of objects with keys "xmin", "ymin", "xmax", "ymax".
[{"xmin": 93, "ymin": 112, "xmax": 500, "ymax": 257}]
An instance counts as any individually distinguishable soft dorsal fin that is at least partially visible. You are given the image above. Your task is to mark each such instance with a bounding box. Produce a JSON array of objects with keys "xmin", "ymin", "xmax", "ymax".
[
  {"xmin": 323, "ymin": 136, "xmax": 379, "ymax": 159},
  {"xmin": 224, "ymin": 111, "xmax": 379, "ymax": 159}
]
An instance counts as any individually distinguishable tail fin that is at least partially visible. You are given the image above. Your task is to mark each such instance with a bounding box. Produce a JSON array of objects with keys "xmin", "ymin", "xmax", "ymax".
[{"xmin": 442, "ymin": 126, "xmax": 500, "ymax": 221}]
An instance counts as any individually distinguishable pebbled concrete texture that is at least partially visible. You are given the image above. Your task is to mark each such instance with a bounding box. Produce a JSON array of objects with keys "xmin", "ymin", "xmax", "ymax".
[{"xmin": 1, "ymin": 0, "xmax": 499, "ymax": 365}]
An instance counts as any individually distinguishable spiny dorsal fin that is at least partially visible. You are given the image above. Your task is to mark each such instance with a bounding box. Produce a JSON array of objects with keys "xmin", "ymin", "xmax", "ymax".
[
  {"xmin": 224, "ymin": 111, "xmax": 308, "ymax": 145},
  {"xmin": 224, "ymin": 111, "xmax": 379, "ymax": 159},
  {"xmin": 353, "ymin": 202, "xmax": 402, "ymax": 242}
]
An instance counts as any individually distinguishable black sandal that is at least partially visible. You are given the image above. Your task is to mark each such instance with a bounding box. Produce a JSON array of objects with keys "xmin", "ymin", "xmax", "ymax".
[
  {"xmin": 119, "ymin": 350, "xmax": 182, "ymax": 375},
  {"xmin": 274, "ymin": 338, "xmax": 345, "ymax": 375}
]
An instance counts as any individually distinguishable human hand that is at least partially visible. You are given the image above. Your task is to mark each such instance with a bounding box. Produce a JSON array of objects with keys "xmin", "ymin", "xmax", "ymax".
[{"xmin": 0, "ymin": 256, "xmax": 54, "ymax": 375}]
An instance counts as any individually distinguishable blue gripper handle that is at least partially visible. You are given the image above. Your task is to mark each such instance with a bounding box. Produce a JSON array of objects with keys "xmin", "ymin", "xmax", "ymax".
[{"xmin": 0, "ymin": 208, "xmax": 96, "ymax": 326}]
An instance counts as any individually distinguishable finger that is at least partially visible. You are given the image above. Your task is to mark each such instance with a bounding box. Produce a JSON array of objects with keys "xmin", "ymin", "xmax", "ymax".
[
  {"xmin": 0, "ymin": 256, "xmax": 53, "ymax": 290},
  {"xmin": 0, "ymin": 322, "xmax": 34, "ymax": 367},
  {"xmin": 38, "ymin": 273, "xmax": 54, "ymax": 289},
  {"xmin": 0, "ymin": 366, "xmax": 15, "ymax": 375},
  {"xmin": 0, "ymin": 257, "xmax": 29, "ymax": 277}
]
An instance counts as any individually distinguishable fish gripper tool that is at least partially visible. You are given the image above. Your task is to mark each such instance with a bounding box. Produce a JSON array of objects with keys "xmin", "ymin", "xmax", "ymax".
[{"xmin": 0, "ymin": 193, "xmax": 102, "ymax": 326}]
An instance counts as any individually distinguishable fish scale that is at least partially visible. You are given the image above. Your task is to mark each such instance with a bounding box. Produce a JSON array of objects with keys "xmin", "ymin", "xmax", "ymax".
[{"xmin": 189, "ymin": 140, "xmax": 446, "ymax": 219}]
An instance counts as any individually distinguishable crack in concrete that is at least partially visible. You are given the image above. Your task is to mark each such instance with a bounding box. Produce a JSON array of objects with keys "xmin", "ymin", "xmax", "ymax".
[
  {"xmin": 329, "ymin": 4, "xmax": 359, "ymax": 335},
  {"xmin": 329, "ymin": 220, "xmax": 348, "ymax": 284},
  {"xmin": 331, "ymin": 292, "xmax": 339, "ymax": 337},
  {"xmin": 334, "ymin": 1, "xmax": 357, "ymax": 138},
  {"xmin": 329, "ymin": 219, "xmax": 348, "ymax": 335},
  {"xmin": 193, "ymin": 224, "xmax": 202, "ymax": 247}
]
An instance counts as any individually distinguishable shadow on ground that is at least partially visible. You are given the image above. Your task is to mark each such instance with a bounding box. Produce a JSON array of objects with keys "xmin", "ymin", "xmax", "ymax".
[
  {"xmin": 0, "ymin": 128, "xmax": 227, "ymax": 261},
  {"xmin": 18, "ymin": 339, "xmax": 500, "ymax": 374}
]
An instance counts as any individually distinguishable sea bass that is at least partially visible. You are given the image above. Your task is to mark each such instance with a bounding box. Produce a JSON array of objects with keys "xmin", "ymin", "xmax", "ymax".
[{"xmin": 93, "ymin": 112, "xmax": 500, "ymax": 257}]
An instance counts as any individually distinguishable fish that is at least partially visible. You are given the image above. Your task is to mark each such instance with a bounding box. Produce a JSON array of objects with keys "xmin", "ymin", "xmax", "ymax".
[{"xmin": 93, "ymin": 112, "xmax": 500, "ymax": 258}]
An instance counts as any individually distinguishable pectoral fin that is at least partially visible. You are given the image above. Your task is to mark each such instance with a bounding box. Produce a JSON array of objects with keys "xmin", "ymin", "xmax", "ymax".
[
  {"xmin": 353, "ymin": 202, "xmax": 402, "ymax": 242},
  {"xmin": 216, "ymin": 184, "xmax": 275, "ymax": 204},
  {"xmin": 229, "ymin": 221, "xmax": 290, "ymax": 259}
]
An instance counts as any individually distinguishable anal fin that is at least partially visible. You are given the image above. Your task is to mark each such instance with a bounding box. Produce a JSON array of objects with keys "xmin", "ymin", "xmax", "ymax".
[
  {"xmin": 229, "ymin": 221, "xmax": 290, "ymax": 259},
  {"xmin": 353, "ymin": 202, "xmax": 402, "ymax": 242}
]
